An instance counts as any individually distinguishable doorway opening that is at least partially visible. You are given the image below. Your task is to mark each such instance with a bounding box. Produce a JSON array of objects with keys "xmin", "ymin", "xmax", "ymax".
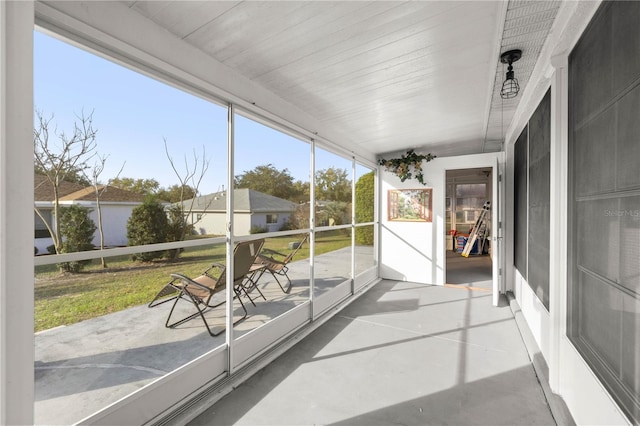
[{"xmin": 445, "ymin": 167, "xmax": 493, "ymax": 288}]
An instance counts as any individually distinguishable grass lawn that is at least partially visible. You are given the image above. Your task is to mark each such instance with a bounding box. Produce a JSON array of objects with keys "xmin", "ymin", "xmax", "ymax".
[{"xmin": 35, "ymin": 231, "xmax": 351, "ymax": 332}]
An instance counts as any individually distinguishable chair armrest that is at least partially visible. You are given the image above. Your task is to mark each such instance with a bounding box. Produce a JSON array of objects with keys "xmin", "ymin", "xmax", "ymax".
[
  {"xmin": 261, "ymin": 248, "xmax": 287, "ymax": 258},
  {"xmin": 257, "ymin": 254, "xmax": 286, "ymax": 265},
  {"xmin": 201, "ymin": 262, "xmax": 225, "ymax": 277}
]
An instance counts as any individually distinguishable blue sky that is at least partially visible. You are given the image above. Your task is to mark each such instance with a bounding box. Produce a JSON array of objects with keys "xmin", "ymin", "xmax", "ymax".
[{"xmin": 34, "ymin": 31, "xmax": 370, "ymax": 195}]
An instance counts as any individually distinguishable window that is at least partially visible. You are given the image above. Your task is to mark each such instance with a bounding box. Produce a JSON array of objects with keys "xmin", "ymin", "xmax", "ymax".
[
  {"xmin": 34, "ymin": 211, "xmax": 51, "ymax": 239},
  {"xmin": 454, "ymin": 183, "xmax": 485, "ymax": 229},
  {"xmin": 528, "ymin": 90, "xmax": 551, "ymax": 310},
  {"xmin": 266, "ymin": 214, "xmax": 278, "ymax": 224},
  {"xmin": 568, "ymin": 2, "xmax": 640, "ymax": 422},
  {"xmin": 514, "ymin": 126, "xmax": 528, "ymax": 279},
  {"xmin": 34, "ymin": 31, "xmax": 228, "ymax": 425},
  {"xmin": 355, "ymin": 163, "xmax": 376, "ymax": 281}
]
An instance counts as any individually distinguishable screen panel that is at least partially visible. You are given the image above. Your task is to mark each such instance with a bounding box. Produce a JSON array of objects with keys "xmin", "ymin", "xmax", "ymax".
[
  {"xmin": 528, "ymin": 90, "xmax": 551, "ymax": 310},
  {"xmin": 514, "ymin": 126, "xmax": 528, "ymax": 279},
  {"xmin": 568, "ymin": 2, "xmax": 640, "ymax": 422}
]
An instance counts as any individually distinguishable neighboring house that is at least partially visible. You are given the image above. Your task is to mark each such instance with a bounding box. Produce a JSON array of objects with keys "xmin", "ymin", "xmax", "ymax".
[
  {"xmin": 34, "ymin": 174, "xmax": 144, "ymax": 254},
  {"xmin": 181, "ymin": 188, "xmax": 298, "ymax": 236}
]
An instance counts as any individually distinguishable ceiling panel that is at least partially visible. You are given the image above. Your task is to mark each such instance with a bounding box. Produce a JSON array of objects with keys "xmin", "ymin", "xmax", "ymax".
[
  {"xmin": 130, "ymin": 1, "xmax": 241, "ymax": 38},
  {"xmin": 126, "ymin": 1, "xmax": 560, "ymax": 158}
]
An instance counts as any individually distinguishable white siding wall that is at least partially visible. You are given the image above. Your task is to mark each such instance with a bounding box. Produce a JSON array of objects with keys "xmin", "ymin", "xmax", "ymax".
[
  {"xmin": 38, "ymin": 202, "xmax": 139, "ymax": 250},
  {"xmin": 193, "ymin": 212, "xmax": 227, "ymax": 236},
  {"xmin": 250, "ymin": 212, "xmax": 292, "ymax": 233},
  {"xmin": 87, "ymin": 204, "xmax": 136, "ymax": 247},
  {"xmin": 193, "ymin": 212, "xmax": 291, "ymax": 236},
  {"xmin": 235, "ymin": 213, "xmax": 252, "ymax": 236},
  {"xmin": 34, "ymin": 237, "xmax": 53, "ymax": 255}
]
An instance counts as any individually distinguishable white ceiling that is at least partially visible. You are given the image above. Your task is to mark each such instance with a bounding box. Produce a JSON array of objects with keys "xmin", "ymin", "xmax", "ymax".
[{"xmin": 122, "ymin": 0, "xmax": 560, "ymax": 159}]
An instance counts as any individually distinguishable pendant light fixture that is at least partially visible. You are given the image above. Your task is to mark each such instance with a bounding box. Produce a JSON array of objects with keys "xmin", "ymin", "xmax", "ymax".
[{"xmin": 500, "ymin": 49, "xmax": 522, "ymax": 99}]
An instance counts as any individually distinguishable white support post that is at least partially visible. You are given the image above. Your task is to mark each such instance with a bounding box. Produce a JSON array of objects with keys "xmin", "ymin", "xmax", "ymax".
[
  {"xmin": 0, "ymin": 1, "xmax": 35, "ymax": 424},
  {"xmin": 549, "ymin": 53, "xmax": 569, "ymax": 394},
  {"xmin": 309, "ymin": 140, "xmax": 316, "ymax": 319},
  {"xmin": 225, "ymin": 103, "xmax": 235, "ymax": 372},
  {"xmin": 350, "ymin": 157, "xmax": 356, "ymax": 294},
  {"xmin": 374, "ymin": 168, "xmax": 380, "ymax": 278}
]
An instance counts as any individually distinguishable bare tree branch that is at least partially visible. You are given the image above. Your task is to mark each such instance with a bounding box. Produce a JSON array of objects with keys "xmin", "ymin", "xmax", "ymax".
[
  {"xmin": 34, "ymin": 108, "xmax": 99, "ymax": 256},
  {"xmin": 163, "ymin": 138, "xmax": 212, "ymax": 257}
]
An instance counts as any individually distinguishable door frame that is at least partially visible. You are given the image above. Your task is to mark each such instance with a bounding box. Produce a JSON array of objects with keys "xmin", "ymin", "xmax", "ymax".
[{"xmin": 441, "ymin": 153, "xmax": 504, "ymax": 306}]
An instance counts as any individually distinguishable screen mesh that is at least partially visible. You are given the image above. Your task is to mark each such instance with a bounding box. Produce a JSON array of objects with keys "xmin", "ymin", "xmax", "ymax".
[
  {"xmin": 514, "ymin": 126, "xmax": 528, "ymax": 278},
  {"xmin": 568, "ymin": 2, "xmax": 640, "ymax": 422},
  {"xmin": 528, "ymin": 90, "xmax": 551, "ymax": 310}
]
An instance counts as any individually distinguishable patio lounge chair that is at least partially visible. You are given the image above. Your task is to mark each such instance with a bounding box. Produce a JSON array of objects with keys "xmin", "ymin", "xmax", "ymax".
[
  {"xmin": 252, "ymin": 234, "xmax": 308, "ymax": 294},
  {"xmin": 149, "ymin": 239, "xmax": 264, "ymax": 336}
]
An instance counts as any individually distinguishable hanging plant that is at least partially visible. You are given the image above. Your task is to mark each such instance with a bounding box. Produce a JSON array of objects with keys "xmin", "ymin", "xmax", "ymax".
[{"xmin": 378, "ymin": 149, "xmax": 436, "ymax": 185}]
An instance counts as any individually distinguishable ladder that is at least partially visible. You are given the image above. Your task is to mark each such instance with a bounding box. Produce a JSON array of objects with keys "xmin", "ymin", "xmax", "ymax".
[{"xmin": 461, "ymin": 201, "xmax": 491, "ymax": 258}]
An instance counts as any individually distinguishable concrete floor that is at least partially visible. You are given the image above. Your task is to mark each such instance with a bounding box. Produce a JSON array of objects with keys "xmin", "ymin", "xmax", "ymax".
[
  {"xmin": 446, "ymin": 250, "xmax": 493, "ymax": 285},
  {"xmin": 188, "ymin": 254, "xmax": 556, "ymax": 426}
]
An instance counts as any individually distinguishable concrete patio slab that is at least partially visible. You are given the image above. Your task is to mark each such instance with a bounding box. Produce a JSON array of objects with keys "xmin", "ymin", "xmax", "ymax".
[
  {"xmin": 188, "ymin": 255, "xmax": 556, "ymax": 426},
  {"xmin": 34, "ymin": 246, "xmax": 374, "ymax": 425}
]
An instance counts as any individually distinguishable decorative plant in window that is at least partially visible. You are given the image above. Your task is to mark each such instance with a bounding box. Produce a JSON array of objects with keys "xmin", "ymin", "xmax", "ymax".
[{"xmin": 378, "ymin": 149, "xmax": 436, "ymax": 185}]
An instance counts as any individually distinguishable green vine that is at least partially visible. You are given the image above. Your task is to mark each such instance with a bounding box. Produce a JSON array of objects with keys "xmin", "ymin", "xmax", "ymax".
[{"xmin": 378, "ymin": 149, "xmax": 436, "ymax": 185}]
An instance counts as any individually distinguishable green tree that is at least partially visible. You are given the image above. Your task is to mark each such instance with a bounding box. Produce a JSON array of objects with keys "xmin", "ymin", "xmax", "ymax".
[
  {"xmin": 126, "ymin": 200, "xmax": 168, "ymax": 262},
  {"xmin": 156, "ymin": 184, "xmax": 197, "ymax": 203},
  {"xmin": 235, "ymin": 164, "xmax": 298, "ymax": 200},
  {"xmin": 57, "ymin": 205, "xmax": 96, "ymax": 272},
  {"xmin": 323, "ymin": 201, "xmax": 350, "ymax": 226},
  {"xmin": 290, "ymin": 180, "xmax": 310, "ymax": 203},
  {"xmin": 315, "ymin": 167, "xmax": 351, "ymax": 203},
  {"xmin": 355, "ymin": 171, "xmax": 374, "ymax": 245},
  {"xmin": 108, "ymin": 177, "xmax": 160, "ymax": 196}
]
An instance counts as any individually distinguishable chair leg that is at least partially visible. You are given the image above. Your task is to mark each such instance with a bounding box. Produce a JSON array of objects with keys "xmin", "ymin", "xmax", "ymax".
[
  {"xmin": 281, "ymin": 272, "xmax": 292, "ymax": 293},
  {"xmin": 269, "ymin": 270, "xmax": 292, "ymax": 293},
  {"xmin": 148, "ymin": 284, "xmax": 179, "ymax": 308},
  {"xmin": 236, "ymin": 284, "xmax": 257, "ymax": 306},
  {"xmin": 166, "ymin": 289, "xmax": 248, "ymax": 337},
  {"xmin": 242, "ymin": 274, "xmax": 267, "ymax": 301},
  {"xmin": 165, "ymin": 291, "xmax": 206, "ymax": 329}
]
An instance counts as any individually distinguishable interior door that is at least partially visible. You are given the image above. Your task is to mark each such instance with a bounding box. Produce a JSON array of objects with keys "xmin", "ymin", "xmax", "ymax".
[{"xmin": 492, "ymin": 156, "xmax": 502, "ymax": 306}]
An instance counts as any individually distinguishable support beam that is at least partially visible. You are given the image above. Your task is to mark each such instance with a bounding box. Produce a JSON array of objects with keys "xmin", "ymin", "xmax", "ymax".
[
  {"xmin": 549, "ymin": 52, "xmax": 568, "ymax": 395},
  {"xmin": 0, "ymin": 1, "xmax": 35, "ymax": 424}
]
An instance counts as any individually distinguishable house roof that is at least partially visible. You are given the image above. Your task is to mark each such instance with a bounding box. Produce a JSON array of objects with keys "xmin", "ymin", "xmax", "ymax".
[
  {"xmin": 60, "ymin": 185, "xmax": 145, "ymax": 203},
  {"xmin": 182, "ymin": 188, "xmax": 298, "ymax": 213},
  {"xmin": 34, "ymin": 174, "xmax": 144, "ymax": 203},
  {"xmin": 34, "ymin": 174, "xmax": 85, "ymax": 201}
]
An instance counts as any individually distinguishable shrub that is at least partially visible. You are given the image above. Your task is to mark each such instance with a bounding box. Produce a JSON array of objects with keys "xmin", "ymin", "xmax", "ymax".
[
  {"xmin": 289, "ymin": 203, "xmax": 310, "ymax": 229},
  {"xmin": 127, "ymin": 200, "xmax": 168, "ymax": 261},
  {"xmin": 165, "ymin": 205, "xmax": 193, "ymax": 259},
  {"xmin": 324, "ymin": 201, "xmax": 349, "ymax": 226},
  {"xmin": 58, "ymin": 205, "xmax": 96, "ymax": 272},
  {"xmin": 355, "ymin": 171, "xmax": 374, "ymax": 245},
  {"xmin": 249, "ymin": 225, "xmax": 267, "ymax": 234},
  {"xmin": 279, "ymin": 218, "xmax": 293, "ymax": 231}
]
